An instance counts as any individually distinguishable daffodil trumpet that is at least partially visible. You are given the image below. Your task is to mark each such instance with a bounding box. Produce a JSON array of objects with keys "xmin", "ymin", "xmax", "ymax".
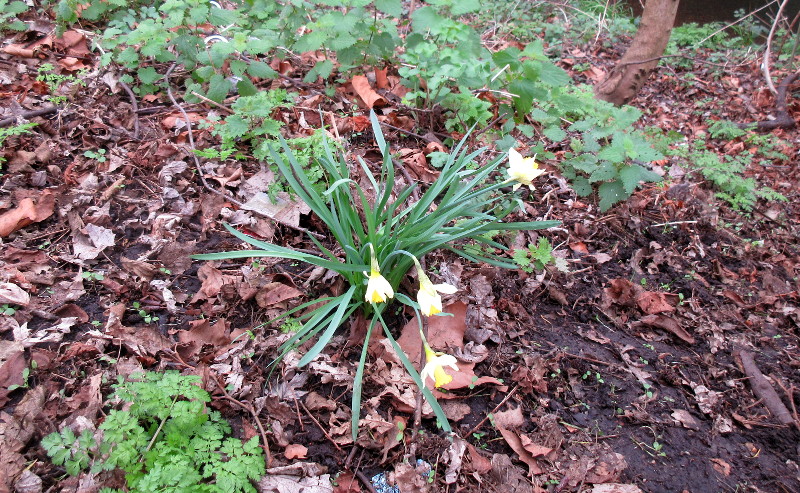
[{"xmin": 420, "ymin": 339, "xmax": 459, "ymax": 388}]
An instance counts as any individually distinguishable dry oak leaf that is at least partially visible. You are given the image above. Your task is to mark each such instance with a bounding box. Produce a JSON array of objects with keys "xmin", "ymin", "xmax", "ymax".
[
  {"xmin": 0, "ymin": 191, "xmax": 55, "ymax": 237},
  {"xmin": 493, "ymin": 406, "xmax": 544, "ymax": 475}
]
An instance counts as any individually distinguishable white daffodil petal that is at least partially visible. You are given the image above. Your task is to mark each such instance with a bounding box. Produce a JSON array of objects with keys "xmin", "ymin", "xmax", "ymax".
[{"xmin": 432, "ymin": 283, "xmax": 458, "ymax": 294}]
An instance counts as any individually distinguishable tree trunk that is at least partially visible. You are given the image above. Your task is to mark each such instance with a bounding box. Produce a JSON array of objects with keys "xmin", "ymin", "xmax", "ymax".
[{"xmin": 594, "ymin": 0, "xmax": 680, "ymax": 106}]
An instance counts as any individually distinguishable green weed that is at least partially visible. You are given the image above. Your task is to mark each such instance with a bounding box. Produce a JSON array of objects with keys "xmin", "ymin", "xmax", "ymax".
[{"xmin": 43, "ymin": 371, "xmax": 265, "ymax": 492}]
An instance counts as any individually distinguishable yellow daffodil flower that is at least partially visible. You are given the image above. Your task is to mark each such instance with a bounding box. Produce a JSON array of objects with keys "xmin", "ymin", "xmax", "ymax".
[
  {"xmin": 507, "ymin": 147, "xmax": 546, "ymax": 191},
  {"xmin": 364, "ymin": 246, "xmax": 393, "ymax": 303},
  {"xmin": 416, "ymin": 270, "xmax": 457, "ymax": 316},
  {"xmin": 421, "ymin": 342, "xmax": 459, "ymax": 388}
]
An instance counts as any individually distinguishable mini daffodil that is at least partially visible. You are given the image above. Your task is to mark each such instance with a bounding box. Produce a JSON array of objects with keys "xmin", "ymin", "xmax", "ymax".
[
  {"xmin": 364, "ymin": 246, "xmax": 393, "ymax": 303},
  {"xmin": 507, "ymin": 147, "xmax": 546, "ymax": 191},
  {"xmin": 416, "ymin": 270, "xmax": 457, "ymax": 316},
  {"xmin": 421, "ymin": 343, "xmax": 459, "ymax": 388}
]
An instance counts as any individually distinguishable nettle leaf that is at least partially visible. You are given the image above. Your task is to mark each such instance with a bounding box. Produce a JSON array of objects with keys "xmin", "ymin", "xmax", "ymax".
[
  {"xmin": 537, "ymin": 61, "xmax": 571, "ymax": 87},
  {"xmin": 293, "ymin": 29, "xmax": 327, "ymax": 52},
  {"xmin": 619, "ymin": 164, "xmax": 661, "ymax": 195},
  {"xmin": 597, "ymin": 141, "xmax": 625, "ymax": 163},
  {"xmin": 237, "ymin": 77, "xmax": 258, "ymax": 97},
  {"xmin": 543, "ymin": 126, "xmax": 566, "ymax": 142},
  {"xmin": 303, "ymin": 59, "xmax": 334, "ymax": 83},
  {"xmin": 450, "ymin": 0, "xmax": 480, "ymax": 15},
  {"xmin": 206, "ymin": 73, "xmax": 232, "ymax": 102},
  {"xmin": 375, "ymin": 0, "xmax": 402, "ymax": 17},
  {"xmin": 598, "ymin": 180, "xmax": 627, "ymax": 211},
  {"xmin": 411, "ymin": 6, "xmax": 445, "ymax": 32},
  {"xmin": 247, "ymin": 60, "xmax": 277, "ymax": 79},
  {"xmin": 572, "ymin": 176, "xmax": 593, "ymax": 197},
  {"xmin": 589, "ymin": 161, "xmax": 617, "ymax": 183},
  {"xmin": 137, "ymin": 67, "xmax": 161, "ymax": 85}
]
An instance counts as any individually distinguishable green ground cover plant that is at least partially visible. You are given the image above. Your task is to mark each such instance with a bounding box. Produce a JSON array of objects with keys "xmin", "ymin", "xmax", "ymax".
[{"xmin": 43, "ymin": 371, "xmax": 265, "ymax": 493}]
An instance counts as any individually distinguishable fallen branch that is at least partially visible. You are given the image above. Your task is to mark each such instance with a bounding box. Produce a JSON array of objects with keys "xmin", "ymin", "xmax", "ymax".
[
  {"xmin": 735, "ymin": 349, "xmax": 795, "ymax": 427},
  {"xmin": 0, "ymin": 106, "xmax": 59, "ymax": 127},
  {"xmin": 737, "ymin": 70, "xmax": 799, "ymax": 131}
]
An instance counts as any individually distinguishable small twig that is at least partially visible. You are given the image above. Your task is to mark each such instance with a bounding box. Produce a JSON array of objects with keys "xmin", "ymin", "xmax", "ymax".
[
  {"xmin": 379, "ymin": 121, "xmax": 432, "ymax": 141},
  {"xmin": 774, "ymin": 379, "xmax": 800, "ymax": 431},
  {"xmin": 118, "ymin": 80, "xmax": 141, "ymax": 139},
  {"xmin": 354, "ymin": 470, "xmax": 379, "ymax": 493},
  {"xmin": 466, "ymin": 384, "xmax": 520, "ymax": 436},
  {"xmin": 697, "ymin": 0, "xmax": 779, "ymax": 45},
  {"xmin": 297, "ymin": 399, "xmax": 345, "ymax": 453},
  {"xmin": 212, "ymin": 374, "xmax": 273, "ymax": 467},
  {"xmin": 0, "ymin": 106, "xmax": 60, "ymax": 127},
  {"xmin": 649, "ymin": 220, "xmax": 698, "ymax": 228},
  {"xmin": 191, "ymin": 90, "xmax": 235, "ymax": 114}
]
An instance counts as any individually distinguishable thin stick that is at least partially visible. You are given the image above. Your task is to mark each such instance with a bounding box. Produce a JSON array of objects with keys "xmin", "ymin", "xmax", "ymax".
[
  {"xmin": 697, "ymin": 0, "xmax": 779, "ymax": 46},
  {"xmin": 118, "ymin": 80, "xmax": 141, "ymax": 139},
  {"xmin": 191, "ymin": 90, "xmax": 235, "ymax": 114},
  {"xmin": 763, "ymin": 0, "xmax": 791, "ymax": 95},
  {"xmin": 212, "ymin": 375, "xmax": 273, "ymax": 467},
  {"xmin": 298, "ymin": 399, "xmax": 345, "ymax": 453},
  {"xmin": 0, "ymin": 106, "xmax": 59, "ymax": 127},
  {"xmin": 466, "ymin": 385, "xmax": 520, "ymax": 436}
]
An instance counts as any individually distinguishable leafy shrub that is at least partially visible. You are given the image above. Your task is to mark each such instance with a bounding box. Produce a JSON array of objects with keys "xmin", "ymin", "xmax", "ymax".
[{"xmin": 42, "ymin": 371, "xmax": 265, "ymax": 493}]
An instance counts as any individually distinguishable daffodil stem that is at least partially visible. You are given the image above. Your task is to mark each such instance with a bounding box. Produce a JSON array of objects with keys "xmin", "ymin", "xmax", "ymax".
[{"xmin": 412, "ymin": 257, "xmax": 429, "ymax": 433}]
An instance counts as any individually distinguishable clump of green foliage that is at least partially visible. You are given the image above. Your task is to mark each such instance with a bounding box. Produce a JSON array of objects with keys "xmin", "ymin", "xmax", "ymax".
[
  {"xmin": 513, "ymin": 238, "xmax": 556, "ymax": 273},
  {"xmin": 0, "ymin": 0, "xmax": 27, "ymax": 31},
  {"xmin": 0, "ymin": 122, "xmax": 37, "ymax": 171},
  {"xmin": 42, "ymin": 371, "xmax": 265, "ymax": 493}
]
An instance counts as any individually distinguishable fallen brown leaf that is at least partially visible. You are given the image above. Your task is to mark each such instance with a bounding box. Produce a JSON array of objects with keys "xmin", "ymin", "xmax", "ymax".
[
  {"xmin": 638, "ymin": 314, "xmax": 695, "ymax": 344},
  {"xmin": 284, "ymin": 443, "xmax": 308, "ymax": 460},
  {"xmin": 0, "ymin": 191, "xmax": 55, "ymax": 237},
  {"xmin": 351, "ymin": 75, "xmax": 386, "ymax": 109},
  {"xmin": 635, "ymin": 291, "xmax": 675, "ymax": 314}
]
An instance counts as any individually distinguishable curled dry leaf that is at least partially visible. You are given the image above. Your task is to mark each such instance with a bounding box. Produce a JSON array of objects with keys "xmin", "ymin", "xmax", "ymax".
[
  {"xmin": 0, "ymin": 283, "xmax": 30, "ymax": 306},
  {"xmin": 635, "ymin": 291, "xmax": 675, "ymax": 314},
  {"xmin": 351, "ymin": 75, "xmax": 386, "ymax": 109},
  {"xmin": 0, "ymin": 191, "xmax": 55, "ymax": 237},
  {"xmin": 493, "ymin": 406, "xmax": 544, "ymax": 475}
]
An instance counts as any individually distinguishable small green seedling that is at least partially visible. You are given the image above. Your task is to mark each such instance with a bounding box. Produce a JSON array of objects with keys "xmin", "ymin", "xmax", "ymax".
[
  {"xmin": 82, "ymin": 271, "xmax": 105, "ymax": 282},
  {"xmin": 83, "ymin": 149, "xmax": 107, "ymax": 163},
  {"xmin": 1, "ymin": 304, "xmax": 16, "ymax": 316},
  {"xmin": 131, "ymin": 302, "xmax": 159, "ymax": 324}
]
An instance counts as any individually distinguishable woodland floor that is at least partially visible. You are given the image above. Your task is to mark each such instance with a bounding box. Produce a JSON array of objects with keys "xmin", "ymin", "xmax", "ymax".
[{"xmin": 1, "ymin": 12, "xmax": 800, "ymax": 493}]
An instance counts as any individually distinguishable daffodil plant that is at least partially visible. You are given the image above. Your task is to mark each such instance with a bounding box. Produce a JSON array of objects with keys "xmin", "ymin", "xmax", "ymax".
[{"xmin": 194, "ymin": 112, "xmax": 558, "ymax": 438}]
